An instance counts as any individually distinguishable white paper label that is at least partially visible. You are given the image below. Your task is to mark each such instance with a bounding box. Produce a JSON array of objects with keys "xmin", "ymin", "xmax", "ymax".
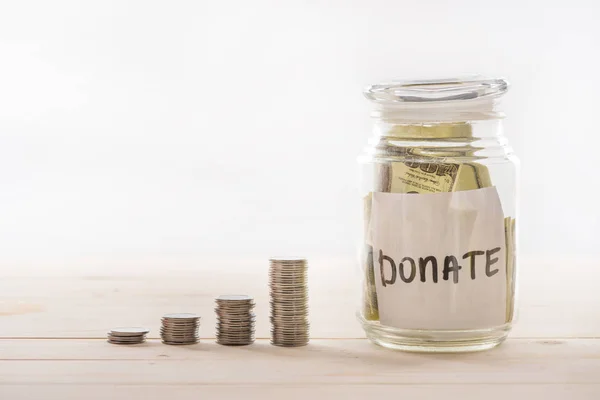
[{"xmin": 371, "ymin": 187, "xmax": 506, "ymax": 330}]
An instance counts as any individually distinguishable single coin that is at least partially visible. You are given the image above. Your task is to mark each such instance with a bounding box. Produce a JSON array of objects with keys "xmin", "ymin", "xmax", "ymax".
[
  {"xmin": 269, "ymin": 256, "xmax": 307, "ymax": 262},
  {"xmin": 216, "ymin": 295, "xmax": 254, "ymax": 301},
  {"xmin": 108, "ymin": 340, "xmax": 146, "ymax": 345},
  {"xmin": 162, "ymin": 313, "xmax": 200, "ymax": 319},
  {"xmin": 161, "ymin": 340, "xmax": 198, "ymax": 346},
  {"xmin": 109, "ymin": 327, "xmax": 150, "ymax": 337}
]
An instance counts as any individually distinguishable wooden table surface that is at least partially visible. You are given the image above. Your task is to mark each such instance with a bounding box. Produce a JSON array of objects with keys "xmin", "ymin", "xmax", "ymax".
[{"xmin": 1, "ymin": 257, "xmax": 599, "ymax": 399}]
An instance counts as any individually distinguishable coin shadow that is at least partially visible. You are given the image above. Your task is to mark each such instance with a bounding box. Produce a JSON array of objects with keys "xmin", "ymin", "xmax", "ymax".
[{"xmin": 233, "ymin": 340, "xmax": 476, "ymax": 369}]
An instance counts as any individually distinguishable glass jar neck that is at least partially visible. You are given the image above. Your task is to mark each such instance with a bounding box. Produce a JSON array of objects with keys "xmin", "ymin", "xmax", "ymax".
[
  {"xmin": 370, "ymin": 95, "xmax": 505, "ymax": 140},
  {"xmin": 372, "ymin": 119, "xmax": 504, "ymax": 140}
]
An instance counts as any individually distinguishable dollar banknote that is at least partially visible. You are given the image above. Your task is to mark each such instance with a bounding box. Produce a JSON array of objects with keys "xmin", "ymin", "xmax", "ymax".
[{"xmin": 505, "ymin": 216, "xmax": 516, "ymax": 322}]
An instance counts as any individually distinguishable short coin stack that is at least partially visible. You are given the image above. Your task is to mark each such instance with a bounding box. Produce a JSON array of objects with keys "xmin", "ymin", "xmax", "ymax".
[
  {"xmin": 160, "ymin": 313, "xmax": 200, "ymax": 345},
  {"xmin": 215, "ymin": 295, "xmax": 256, "ymax": 346},
  {"xmin": 269, "ymin": 257, "xmax": 309, "ymax": 347},
  {"xmin": 107, "ymin": 327, "xmax": 149, "ymax": 345}
]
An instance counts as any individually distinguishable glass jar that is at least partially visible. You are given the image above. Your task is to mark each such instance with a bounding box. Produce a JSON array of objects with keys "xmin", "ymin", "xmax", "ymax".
[{"xmin": 357, "ymin": 77, "xmax": 518, "ymax": 352}]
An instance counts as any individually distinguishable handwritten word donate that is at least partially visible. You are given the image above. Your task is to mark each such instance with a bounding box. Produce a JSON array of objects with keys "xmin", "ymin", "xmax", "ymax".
[{"xmin": 378, "ymin": 247, "xmax": 502, "ymax": 286}]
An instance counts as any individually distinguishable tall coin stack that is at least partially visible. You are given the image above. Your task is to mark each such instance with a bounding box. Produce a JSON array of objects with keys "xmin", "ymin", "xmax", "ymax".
[
  {"xmin": 160, "ymin": 313, "xmax": 200, "ymax": 345},
  {"xmin": 215, "ymin": 295, "xmax": 256, "ymax": 346},
  {"xmin": 269, "ymin": 257, "xmax": 309, "ymax": 347}
]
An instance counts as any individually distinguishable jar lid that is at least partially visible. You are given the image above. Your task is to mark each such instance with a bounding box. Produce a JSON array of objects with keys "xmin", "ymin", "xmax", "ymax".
[{"xmin": 364, "ymin": 77, "xmax": 508, "ymax": 105}]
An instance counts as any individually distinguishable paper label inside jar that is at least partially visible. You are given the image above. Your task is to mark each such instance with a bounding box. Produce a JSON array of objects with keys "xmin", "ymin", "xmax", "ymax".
[{"xmin": 371, "ymin": 187, "xmax": 506, "ymax": 330}]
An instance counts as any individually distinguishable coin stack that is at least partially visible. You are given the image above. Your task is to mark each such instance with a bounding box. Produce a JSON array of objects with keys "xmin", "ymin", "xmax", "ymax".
[
  {"xmin": 107, "ymin": 327, "xmax": 149, "ymax": 345},
  {"xmin": 160, "ymin": 313, "xmax": 200, "ymax": 345},
  {"xmin": 215, "ymin": 295, "xmax": 256, "ymax": 346},
  {"xmin": 269, "ymin": 257, "xmax": 309, "ymax": 347}
]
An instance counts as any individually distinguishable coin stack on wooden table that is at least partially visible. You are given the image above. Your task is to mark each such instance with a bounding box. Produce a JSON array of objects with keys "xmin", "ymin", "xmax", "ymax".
[
  {"xmin": 215, "ymin": 295, "xmax": 256, "ymax": 346},
  {"xmin": 160, "ymin": 313, "xmax": 200, "ymax": 345},
  {"xmin": 107, "ymin": 327, "xmax": 149, "ymax": 345},
  {"xmin": 269, "ymin": 257, "xmax": 310, "ymax": 347}
]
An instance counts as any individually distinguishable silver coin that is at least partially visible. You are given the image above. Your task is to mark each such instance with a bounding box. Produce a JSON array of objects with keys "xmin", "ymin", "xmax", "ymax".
[
  {"xmin": 217, "ymin": 342, "xmax": 253, "ymax": 346},
  {"xmin": 270, "ymin": 335, "xmax": 309, "ymax": 339},
  {"xmin": 215, "ymin": 312, "xmax": 255, "ymax": 317},
  {"xmin": 161, "ymin": 340, "xmax": 198, "ymax": 345},
  {"xmin": 269, "ymin": 288, "xmax": 306, "ymax": 292},
  {"xmin": 107, "ymin": 336, "xmax": 146, "ymax": 342},
  {"xmin": 270, "ymin": 283, "xmax": 306, "ymax": 286},
  {"xmin": 216, "ymin": 312, "xmax": 254, "ymax": 317},
  {"xmin": 216, "ymin": 333, "xmax": 255, "ymax": 338},
  {"xmin": 270, "ymin": 321, "xmax": 309, "ymax": 326},
  {"xmin": 270, "ymin": 334, "xmax": 309, "ymax": 339},
  {"xmin": 161, "ymin": 329, "xmax": 199, "ymax": 333},
  {"xmin": 271, "ymin": 336, "xmax": 309, "ymax": 339},
  {"xmin": 109, "ymin": 327, "xmax": 150, "ymax": 337},
  {"xmin": 216, "ymin": 331, "xmax": 255, "ymax": 336},
  {"xmin": 161, "ymin": 326, "xmax": 200, "ymax": 330},
  {"xmin": 269, "ymin": 276, "xmax": 307, "ymax": 281},
  {"xmin": 161, "ymin": 333, "xmax": 199, "ymax": 337},
  {"xmin": 160, "ymin": 328, "xmax": 199, "ymax": 333},
  {"xmin": 269, "ymin": 256, "xmax": 307, "ymax": 262},
  {"xmin": 160, "ymin": 332, "xmax": 199, "ymax": 337},
  {"xmin": 108, "ymin": 339, "xmax": 146, "ymax": 345},
  {"xmin": 215, "ymin": 310, "xmax": 255, "ymax": 316},
  {"xmin": 269, "ymin": 283, "xmax": 307, "ymax": 287},
  {"xmin": 270, "ymin": 300, "xmax": 308, "ymax": 304},
  {"xmin": 160, "ymin": 334, "xmax": 199, "ymax": 339},
  {"xmin": 216, "ymin": 322, "xmax": 255, "ymax": 327},
  {"xmin": 161, "ymin": 324, "xmax": 200, "ymax": 329},
  {"xmin": 271, "ymin": 327, "xmax": 310, "ymax": 332},
  {"xmin": 106, "ymin": 335, "xmax": 147, "ymax": 342},
  {"xmin": 268, "ymin": 272, "xmax": 308, "ymax": 276},
  {"xmin": 270, "ymin": 308, "xmax": 309, "ymax": 313},
  {"xmin": 161, "ymin": 321, "xmax": 200, "ymax": 326},
  {"xmin": 269, "ymin": 288, "xmax": 308, "ymax": 293},
  {"xmin": 216, "ymin": 294, "xmax": 254, "ymax": 301},
  {"xmin": 271, "ymin": 316, "xmax": 308, "ymax": 320},
  {"xmin": 162, "ymin": 313, "xmax": 200, "ymax": 319},
  {"xmin": 269, "ymin": 298, "xmax": 308, "ymax": 302},
  {"xmin": 271, "ymin": 331, "xmax": 309, "ymax": 336},
  {"xmin": 217, "ymin": 326, "xmax": 255, "ymax": 331},
  {"xmin": 270, "ymin": 309, "xmax": 308, "ymax": 313},
  {"xmin": 270, "ymin": 318, "xmax": 309, "ymax": 324},
  {"xmin": 217, "ymin": 304, "xmax": 255, "ymax": 308},
  {"xmin": 215, "ymin": 315, "xmax": 256, "ymax": 321},
  {"xmin": 269, "ymin": 297, "xmax": 308, "ymax": 302},
  {"xmin": 271, "ymin": 342, "xmax": 309, "ymax": 346},
  {"xmin": 107, "ymin": 337, "xmax": 147, "ymax": 343},
  {"xmin": 161, "ymin": 326, "xmax": 200, "ymax": 331},
  {"xmin": 215, "ymin": 319, "xmax": 255, "ymax": 324},
  {"xmin": 270, "ymin": 328, "xmax": 309, "ymax": 333},
  {"xmin": 216, "ymin": 329, "xmax": 255, "ymax": 334},
  {"xmin": 161, "ymin": 323, "xmax": 200, "ymax": 328}
]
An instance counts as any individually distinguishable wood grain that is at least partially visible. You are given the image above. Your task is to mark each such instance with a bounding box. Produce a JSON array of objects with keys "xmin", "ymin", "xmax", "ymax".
[
  {"xmin": 0, "ymin": 257, "xmax": 598, "ymax": 339},
  {"xmin": 0, "ymin": 339, "xmax": 599, "ymax": 399},
  {"xmin": 3, "ymin": 384, "xmax": 600, "ymax": 400},
  {"xmin": 0, "ymin": 339, "xmax": 598, "ymax": 384}
]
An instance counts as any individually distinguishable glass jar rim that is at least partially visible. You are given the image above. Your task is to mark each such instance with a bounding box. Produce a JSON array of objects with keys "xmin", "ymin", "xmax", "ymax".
[{"xmin": 364, "ymin": 76, "xmax": 509, "ymax": 105}]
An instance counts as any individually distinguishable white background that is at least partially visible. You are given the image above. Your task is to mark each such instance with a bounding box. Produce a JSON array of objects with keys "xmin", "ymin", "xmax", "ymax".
[{"xmin": 0, "ymin": 0, "xmax": 598, "ymax": 269}]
